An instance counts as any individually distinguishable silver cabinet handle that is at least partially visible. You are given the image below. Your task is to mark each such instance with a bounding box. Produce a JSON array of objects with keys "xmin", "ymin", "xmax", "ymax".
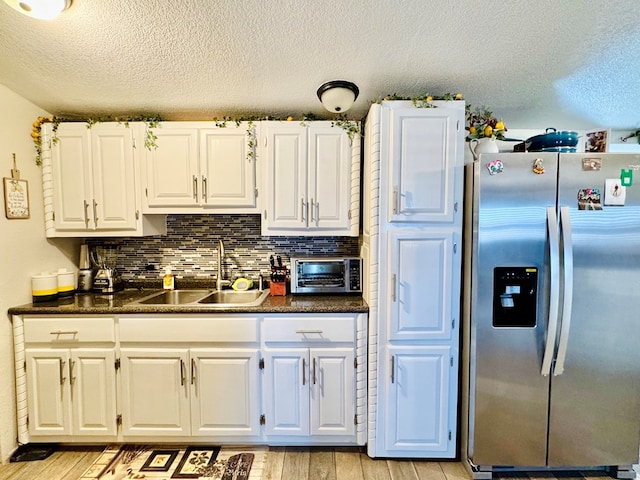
[
  {"xmin": 192, "ymin": 175, "xmax": 198, "ymax": 200},
  {"xmin": 202, "ymin": 176, "xmax": 207, "ymax": 202},
  {"xmin": 302, "ymin": 357, "xmax": 306, "ymax": 386},
  {"xmin": 191, "ymin": 358, "xmax": 196, "ymax": 385},
  {"xmin": 310, "ymin": 198, "xmax": 314, "ymax": 221},
  {"xmin": 92, "ymin": 199, "xmax": 98, "ymax": 227},
  {"xmin": 391, "ymin": 274, "xmax": 397, "ymax": 302},
  {"xmin": 554, "ymin": 206, "xmax": 574, "ymax": 376},
  {"xmin": 180, "ymin": 360, "xmax": 186, "ymax": 386},
  {"xmin": 390, "ymin": 355, "xmax": 395, "ymax": 383},
  {"xmin": 542, "ymin": 206, "xmax": 560, "ymax": 376},
  {"xmin": 59, "ymin": 359, "xmax": 66, "ymax": 386},
  {"xmin": 50, "ymin": 330, "xmax": 79, "ymax": 336},
  {"xmin": 301, "ymin": 198, "xmax": 306, "ymax": 223},
  {"xmin": 69, "ymin": 360, "xmax": 76, "ymax": 386},
  {"xmin": 83, "ymin": 200, "xmax": 89, "ymax": 227},
  {"xmin": 315, "ymin": 201, "xmax": 320, "ymax": 226},
  {"xmin": 295, "ymin": 329, "xmax": 323, "ymax": 335},
  {"xmin": 392, "ymin": 187, "xmax": 399, "ymax": 214},
  {"xmin": 312, "ymin": 358, "xmax": 317, "ymax": 385}
]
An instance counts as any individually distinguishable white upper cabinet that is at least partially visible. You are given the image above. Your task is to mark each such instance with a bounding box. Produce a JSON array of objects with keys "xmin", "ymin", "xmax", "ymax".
[
  {"xmin": 387, "ymin": 105, "xmax": 463, "ymax": 223},
  {"xmin": 142, "ymin": 122, "xmax": 258, "ymax": 213},
  {"xmin": 261, "ymin": 121, "xmax": 359, "ymax": 236},
  {"xmin": 43, "ymin": 122, "xmax": 165, "ymax": 237}
]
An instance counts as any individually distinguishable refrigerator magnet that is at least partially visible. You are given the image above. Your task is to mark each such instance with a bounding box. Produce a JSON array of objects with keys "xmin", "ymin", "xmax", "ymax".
[
  {"xmin": 577, "ymin": 188, "xmax": 602, "ymax": 210},
  {"xmin": 604, "ymin": 179, "xmax": 626, "ymax": 206},
  {"xmin": 532, "ymin": 158, "xmax": 545, "ymax": 174},
  {"xmin": 486, "ymin": 160, "xmax": 504, "ymax": 175},
  {"xmin": 620, "ymin": 169, "xmax": 633, "ymax": 186},
  {"xmin": 582, "ymin": 158, "xmax": 601, "ymax": 171}
]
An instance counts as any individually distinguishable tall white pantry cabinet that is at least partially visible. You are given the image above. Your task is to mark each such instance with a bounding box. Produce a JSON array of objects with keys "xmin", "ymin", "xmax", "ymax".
[{"xmin": 362, "ymin": 100, "xmax": 464, "ymax": 458}]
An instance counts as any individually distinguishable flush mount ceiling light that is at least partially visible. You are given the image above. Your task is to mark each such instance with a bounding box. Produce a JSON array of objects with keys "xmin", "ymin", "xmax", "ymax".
[
  {"xmin": 317, "ymin": 80, "xmax": 360, "ymax": 113},
  {"xmin": 4, "ymin": 0, "xmax": 71, "ymax": 20}
]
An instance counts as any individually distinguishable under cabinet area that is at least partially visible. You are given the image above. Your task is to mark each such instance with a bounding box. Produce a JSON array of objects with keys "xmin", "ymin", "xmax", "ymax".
[{"xmin": 12, "ymin": 310, "xmax": 367, "ymax": 446}]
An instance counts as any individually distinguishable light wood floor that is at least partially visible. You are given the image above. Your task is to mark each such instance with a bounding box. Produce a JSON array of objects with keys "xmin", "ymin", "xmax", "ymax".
[{"xmin": 0, "ymin": 445, "xmax": 473, "ymax": 480}]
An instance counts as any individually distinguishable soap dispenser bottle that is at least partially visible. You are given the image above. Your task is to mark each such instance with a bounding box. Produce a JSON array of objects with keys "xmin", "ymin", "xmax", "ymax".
[{"xmin": 163, "ymin": 267, "xmax": 175, "ymax": 290}]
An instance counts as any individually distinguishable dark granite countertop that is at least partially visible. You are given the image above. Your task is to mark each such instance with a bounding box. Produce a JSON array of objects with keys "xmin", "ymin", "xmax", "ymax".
[{"xmin": 8, "ymin": 287, "xmax": 368, "ymax": 316}]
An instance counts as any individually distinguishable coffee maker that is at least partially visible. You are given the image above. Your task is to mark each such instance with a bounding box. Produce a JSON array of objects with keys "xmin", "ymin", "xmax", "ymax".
[{"xmin": 91, "ymin": 245, "xmax": 122, "ymax": 294}]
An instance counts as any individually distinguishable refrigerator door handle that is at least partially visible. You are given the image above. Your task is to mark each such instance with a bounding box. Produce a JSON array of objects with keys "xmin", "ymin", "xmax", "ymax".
[
  {"xmin": 554, "ymin": 206, "xmax": 574, "ymax": 376},
  {"xmin": 541, "ymin": 206, "xmax": 561, "ymax": 376}
]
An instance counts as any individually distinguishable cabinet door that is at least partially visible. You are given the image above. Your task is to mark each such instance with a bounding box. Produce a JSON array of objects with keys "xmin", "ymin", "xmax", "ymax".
[
  {"xmin": 25, "ymin": 349, "xmax": 72, "ymax": 436},
  {"xmin": 388, "ymin": 229, "xmax": 457, "ymax": 341},
  {"xmin": 90, "ymin": 124, "xmax": 138, "ymax": 230},
  {"xmin": 262, "ymin": 123, "xmax": 307, "ymax": 229},
  {"xmin": 200, "ymin": 126, "xmax": 256, "ymax": 208},
  {"xmin": 190, "ymin": 348, "xmax": 260, "ymax": 437},
  {"xmin": 70, "ymin": 349, "xmax": 117, "ymax": 436},
  {"xmin": 144, "ymin": 125, "xmax": 199, "ymax": 207},
  {"xmin": 310, "ymin": 348, "xmax": 355, "ymax": 437},
  {"xmin": 308, "ymin": 125, "xmax": 351, "ymax": 230},
  {"xmin": 120, "ymin": 348, "xmax": 190, "ymax": 436},
  {"xmin": 50, "ymin": 124, "xmax": 93, "ymax": 231},
  {"xmin": 387, "ymin": 107, "xmax": 462, "ymax": 223},
  {"xmin": 384, "ymin": 346, "xmax": 455, "ymax": 456},
  {"xmin": 262, "ymin": 348, "xmax": 309, "ymax": 436}
]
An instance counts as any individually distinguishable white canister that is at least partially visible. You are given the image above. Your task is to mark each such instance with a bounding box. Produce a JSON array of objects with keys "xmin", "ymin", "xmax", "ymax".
[
  {"xmin": 31, "ymin": 272, "xmax": 58, "ymax": 303},
  {"xmin": 57, "ymin": 268, "xmax": 76, "ymax": 297}
]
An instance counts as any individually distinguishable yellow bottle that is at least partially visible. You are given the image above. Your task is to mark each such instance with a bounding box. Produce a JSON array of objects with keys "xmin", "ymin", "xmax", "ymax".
[{"xmin": 163, "ymin": 267, "xmax": 175, "ymax": 290}]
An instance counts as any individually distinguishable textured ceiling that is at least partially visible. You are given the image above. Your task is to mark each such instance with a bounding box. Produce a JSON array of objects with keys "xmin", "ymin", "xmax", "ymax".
[{"xmin": 1, "ymin": 0, "xmax": 640, "ymax": 130}]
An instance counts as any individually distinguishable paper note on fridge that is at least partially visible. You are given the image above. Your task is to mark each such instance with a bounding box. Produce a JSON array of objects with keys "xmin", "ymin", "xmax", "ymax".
[{"xmin": 604, "ymin": 178, "xmax": 626, "ymax": 206}]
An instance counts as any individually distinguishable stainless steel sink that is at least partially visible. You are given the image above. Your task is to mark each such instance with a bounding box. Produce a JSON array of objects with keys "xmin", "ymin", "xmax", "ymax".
[
  {"xmin": 134, "ymin": 289, "xmax": 213, "ymax": 305},
  {"xmin": 130, "ymin": 288, "xmax": 269, "ymax": 307},
  {"xmin": 197, "ymin": 289, "xmax": 268, "ymax": 305}
]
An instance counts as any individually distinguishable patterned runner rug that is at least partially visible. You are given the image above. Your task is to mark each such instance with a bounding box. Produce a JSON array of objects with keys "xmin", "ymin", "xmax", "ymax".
[{"xmin": 80, "ymin": 445, "xmax": 266, "ymax": 480}]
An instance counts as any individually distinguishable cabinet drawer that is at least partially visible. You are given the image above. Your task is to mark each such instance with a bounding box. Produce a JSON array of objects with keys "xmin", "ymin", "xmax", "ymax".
[
  {"xmin": 23, "ymin": 317, "xmax": 115, "ymax": 343},
  {"xmin": 262, "ymin": 315, "xmax": 355, "ymax": 343},
  {"xmin": 119, "ymin": 316, "xmax": 259, "ymax": 343}
]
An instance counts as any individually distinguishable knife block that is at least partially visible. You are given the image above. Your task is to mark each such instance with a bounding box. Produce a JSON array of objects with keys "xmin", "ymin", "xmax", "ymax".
[
  {"xmin": 269, "ymin": 280, "xmax": 287, "ymax": 296},
  {"xmin": 269, "ymin": 265, "xmax": 288, "ymax": 296}
]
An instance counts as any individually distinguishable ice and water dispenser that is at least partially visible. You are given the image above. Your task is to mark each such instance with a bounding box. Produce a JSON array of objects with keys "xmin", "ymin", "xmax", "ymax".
[{"xmin": 492, "ymin": 267, "xmax": 538, "ymax": 327}]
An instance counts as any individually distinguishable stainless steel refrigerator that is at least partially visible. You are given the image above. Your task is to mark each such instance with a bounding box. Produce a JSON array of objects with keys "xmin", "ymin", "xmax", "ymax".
[{"xmin": 464, "ymin": 153, "xmax": 640, "ymax": 479}]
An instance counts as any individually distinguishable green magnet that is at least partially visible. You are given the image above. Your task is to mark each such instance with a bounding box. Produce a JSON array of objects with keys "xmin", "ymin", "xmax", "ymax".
[{"xmin": 621, "ymin": 169, "xmax": 633, "ymax": 186}]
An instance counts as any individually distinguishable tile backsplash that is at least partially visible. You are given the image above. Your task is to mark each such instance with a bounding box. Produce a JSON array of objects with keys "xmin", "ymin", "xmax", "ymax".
[{"xmin": 89, "ymin": 214, "xmax": 359, "ymax": 282}]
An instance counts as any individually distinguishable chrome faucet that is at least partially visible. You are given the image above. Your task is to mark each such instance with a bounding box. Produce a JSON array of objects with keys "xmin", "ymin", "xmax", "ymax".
[{"xmin": 216, "ymin": 239, "xmax": 231, "ymax": 291}]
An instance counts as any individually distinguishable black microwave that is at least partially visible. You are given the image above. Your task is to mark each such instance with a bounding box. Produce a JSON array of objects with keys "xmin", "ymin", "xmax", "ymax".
[{"xmin": 290, "ymin": 257, "xmax": 362, "ymax": 294}]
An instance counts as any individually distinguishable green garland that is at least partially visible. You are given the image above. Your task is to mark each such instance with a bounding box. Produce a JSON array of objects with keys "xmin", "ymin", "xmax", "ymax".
[{"xmin": 31, "ymin": 113, "xmax": 363, "ymax": 166}]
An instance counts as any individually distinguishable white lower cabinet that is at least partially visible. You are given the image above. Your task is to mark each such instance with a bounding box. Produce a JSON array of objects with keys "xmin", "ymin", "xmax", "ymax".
[
  {"xmin": 262, "ymin": 347, "xmax": 354, "ymax": 438},
  {"xmin": 118, "ymin": 315, "xmax": 261, "ymax": 442},
  {"xmin": 260, "ymin": 314, "xmax": 362, "ymax": 444},
  {"xmin": 21, "ymin": 316, "xmax": 117, "ymax": 441},
  {"xmin": 26, "ymin": 348, "xmax": 117, "ymax": 438},
  {"xmin": 15, "ymin": 312, "xmax": 365, "ymax": 446},
  {"xmin": 120, "ymin": 347, "xmax": 260, "ymax": 438},
  {"xmin": 384, "ymin": 345, "xmax": 455, "ymax": 454},
  {"xmin": 119, "ymin": 348, "xmax": 191, "ymax": 436}
]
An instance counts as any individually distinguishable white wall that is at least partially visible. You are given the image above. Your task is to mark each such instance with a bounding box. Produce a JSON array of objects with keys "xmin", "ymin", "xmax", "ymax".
[{"xmin": 0, "ymin": 85, "xmax": 79, "ymax": 462}]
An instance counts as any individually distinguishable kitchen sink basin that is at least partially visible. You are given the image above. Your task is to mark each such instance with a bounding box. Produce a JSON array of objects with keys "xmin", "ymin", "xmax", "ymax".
[
  {"xmin": 197, "ymin": 289, "xmax": 268, "ymax": 305},
  {"xmin": 135, "ymin": 289, "xmax": 213, "ymax": 305},
  {"xmin": 130, "ymin": 288, "xmax": 269, "ymax": 307}
]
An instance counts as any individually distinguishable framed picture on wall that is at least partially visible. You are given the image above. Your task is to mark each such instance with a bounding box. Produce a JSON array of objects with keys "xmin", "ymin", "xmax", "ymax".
[
  {"xmin": 3, "ymin": 177, "xmax": 30, "ymax": 219},
  {"xmin": 585, "ymin": 130, "xmax": 609, "ymax": 153}
]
